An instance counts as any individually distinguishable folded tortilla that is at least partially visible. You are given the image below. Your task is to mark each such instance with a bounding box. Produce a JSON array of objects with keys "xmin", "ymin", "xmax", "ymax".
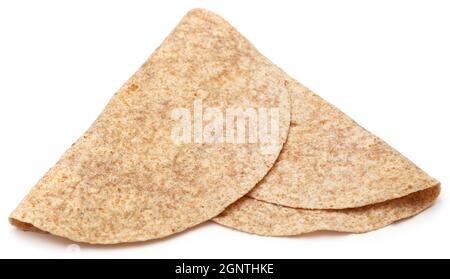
[
  {"xmin": 9, "ymin": 9, "xmax": 291, "ymax": 244},
  {"xmin": 214, "ymin": 186, "xmax": 440, "ymax": 236},
  {"xmin": 248, "ymin": 80, "xmax": 439, "ymax": 209},
  {"xmin": 213, "ymin": 79, "xmax": 439, "ymax": 235}
]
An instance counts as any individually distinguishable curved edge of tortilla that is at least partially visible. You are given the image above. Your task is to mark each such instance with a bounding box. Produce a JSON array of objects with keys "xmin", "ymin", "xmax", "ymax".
[
  {"xmin": 8, "ymin": 212, "xmax": 195, "ymax": 244},
  {"xmin": 9, "ymin": 218, "xmax": 45, "ymax": 233},
  {"xmin": 213, "ymin": 184, "xmax": 440, "ymax": 236}
]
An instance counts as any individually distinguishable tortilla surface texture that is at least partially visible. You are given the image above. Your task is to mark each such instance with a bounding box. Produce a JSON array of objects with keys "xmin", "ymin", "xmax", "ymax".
[
  {"xmin": 9, "ymin": 9, "xmax": 291, "ymax": 244},
  {"xmin": 214, "ymin": 186, "xmax": 440, "ymax": 236},
  {"xmin": 247, "ymin": 80, "xmax": 439, "ymax": 209},
  {"xmin": 213, "ymin": 79, "xmax": 440, "ymax": 235}
]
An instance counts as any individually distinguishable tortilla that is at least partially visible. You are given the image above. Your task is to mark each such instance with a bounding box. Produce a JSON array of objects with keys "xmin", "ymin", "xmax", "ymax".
[
  {"xmin": 9, "ymin": 9, "xmax": 291, "ymax": 244},
  {"xmin": 213, "ymin": 79, "xmax": 439, "ymax": 235},
  {"xmin": 214, "ymin": 186, "xmax": 440, "ymax": 236},
  {"xmin": 247, "ymin": 79, "xmax": 439, "ymax": 209}
]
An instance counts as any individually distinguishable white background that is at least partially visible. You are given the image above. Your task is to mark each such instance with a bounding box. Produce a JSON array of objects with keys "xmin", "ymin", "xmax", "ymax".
[{"xmin": 0, "ymin": 0, "xmax": 449, "ymax": 259}]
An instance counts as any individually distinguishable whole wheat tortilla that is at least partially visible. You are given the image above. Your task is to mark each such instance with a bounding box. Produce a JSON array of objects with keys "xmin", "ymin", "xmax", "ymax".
[
  {"xmin": 214, "ymin": 186, "xmax": 440, "ymax": 236},
  {"xmin": 213, "ymin": 79, "xmax": 439, "ymax": 235},
  {"xmin": 247, "ymin": 80, "xmax": 439, "ymax": 209},
  {"xmin": 9, "ymin": 9, "xmax": 291, "ymax": 244}
]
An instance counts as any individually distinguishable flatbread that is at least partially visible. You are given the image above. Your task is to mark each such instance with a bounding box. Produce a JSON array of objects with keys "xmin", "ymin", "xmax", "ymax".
[
  {"xmin": 247, "ymin": 79, "xmax": 439, "ymax": 209},
  {"xmin": 9, "ymin": 9, "xmax": 291, "ymax": 244},
  {"xmin": 213, "ymin": 79, "xmax": 439, "ymax": 235},
  {"xmin": 214, "ymin": 186, "xmax": 440, "ymax": 235}
]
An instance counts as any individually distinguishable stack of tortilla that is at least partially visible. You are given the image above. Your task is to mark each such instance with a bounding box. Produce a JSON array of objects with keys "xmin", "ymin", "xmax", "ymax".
[{"xmin": 9, "ymin": 9, "xmax": 440, "ymax": 244}]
